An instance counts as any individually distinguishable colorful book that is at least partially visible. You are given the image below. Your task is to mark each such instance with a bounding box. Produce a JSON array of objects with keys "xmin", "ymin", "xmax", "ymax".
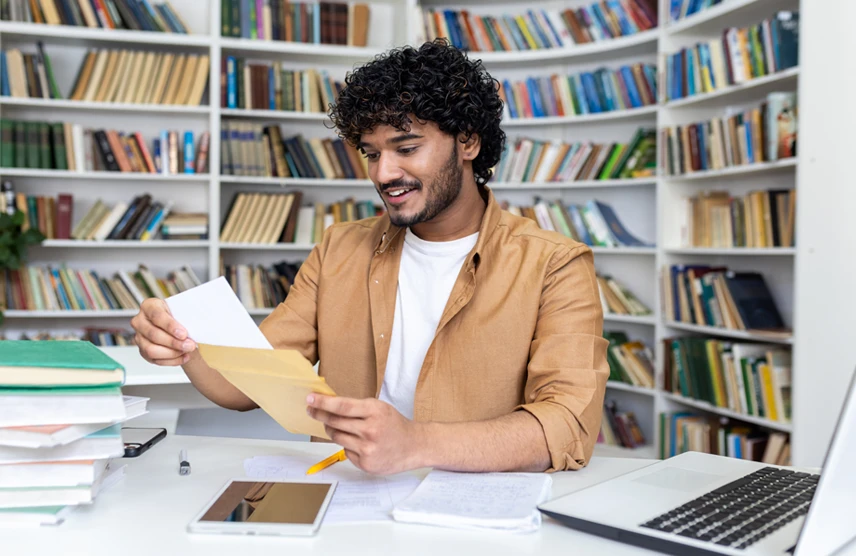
[{"xmin": 0, "ymin": 341, "xmax": 125, "ymax": 388}]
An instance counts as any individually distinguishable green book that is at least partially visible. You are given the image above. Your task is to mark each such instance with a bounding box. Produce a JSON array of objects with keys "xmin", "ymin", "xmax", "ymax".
[{"xmin": 0, "ymin": 341, "xmax": 124, "ymax": 388}]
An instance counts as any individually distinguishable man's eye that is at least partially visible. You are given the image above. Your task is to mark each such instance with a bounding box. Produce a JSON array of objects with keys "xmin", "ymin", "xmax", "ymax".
[
  {"xmin": 399, "ymin": 147, "xmax": 418, "ymax": 155},
  {"xmin": 364, "ymin": 152, "xmax": 380, "ymax": 161}
]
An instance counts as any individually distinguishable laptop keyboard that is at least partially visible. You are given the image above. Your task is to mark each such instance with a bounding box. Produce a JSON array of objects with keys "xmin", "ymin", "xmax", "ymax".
[{"xmin": 640, "ymin": 467, "xmax": 818, "ymax": 550}]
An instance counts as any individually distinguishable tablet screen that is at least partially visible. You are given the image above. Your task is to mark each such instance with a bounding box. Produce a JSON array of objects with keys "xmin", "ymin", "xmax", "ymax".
[{"xmin": 199, "ymin": 481, "xmax": 333, "ymax": 525}]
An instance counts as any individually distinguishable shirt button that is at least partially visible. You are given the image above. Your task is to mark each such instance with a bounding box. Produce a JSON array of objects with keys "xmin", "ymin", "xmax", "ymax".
[
  {"xmin": 380, "ymin": 334, "xmax": 384, "ymax": 339},
  {"xmin": 374, "ymin": 280, "xmax": 379, "ymax": 284}
]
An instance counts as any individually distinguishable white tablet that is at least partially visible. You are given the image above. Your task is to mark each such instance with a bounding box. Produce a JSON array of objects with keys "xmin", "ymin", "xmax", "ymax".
[{"xmin": 187, "ymin": 478, "xmax": 337, "ymax": 537}]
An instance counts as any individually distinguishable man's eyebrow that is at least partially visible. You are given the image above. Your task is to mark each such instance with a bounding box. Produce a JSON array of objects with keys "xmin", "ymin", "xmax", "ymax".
[{"xmin": 359, "ymin": 133, "xmax": 423, "ymax": 150}]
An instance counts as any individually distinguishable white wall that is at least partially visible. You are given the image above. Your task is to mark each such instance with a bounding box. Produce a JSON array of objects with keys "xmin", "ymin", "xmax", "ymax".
[{"xmin": 792, "ymin": 1, "xmax": 856, "ymax": 467}]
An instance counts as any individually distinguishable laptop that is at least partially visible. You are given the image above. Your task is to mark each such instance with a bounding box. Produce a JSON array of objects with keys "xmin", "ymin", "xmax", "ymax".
[{"xmin": 539, "ymin": 369, "xmax": 856, "ymax": 556}]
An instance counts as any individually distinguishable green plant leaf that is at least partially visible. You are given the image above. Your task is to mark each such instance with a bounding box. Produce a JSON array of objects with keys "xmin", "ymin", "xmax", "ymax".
[
  {"xmin": 5, "ymin": 252, "xmax": 20, "ymax": 270},
  {"xmin": 0, "ymin": 213, "xmax": 12, "ymax": 230},
  {"xmin": 22, "ymin": 228, "xmax": 45, "ymax": 245},
  {"xmin": 11, "ymin": 211, "xmax": 24, "ymax": 227}
]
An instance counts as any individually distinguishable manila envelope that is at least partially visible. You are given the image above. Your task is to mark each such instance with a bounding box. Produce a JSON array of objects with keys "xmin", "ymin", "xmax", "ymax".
[{"xmin": 197, "ymin": 343, "xmax": 335, "ymax": 439}]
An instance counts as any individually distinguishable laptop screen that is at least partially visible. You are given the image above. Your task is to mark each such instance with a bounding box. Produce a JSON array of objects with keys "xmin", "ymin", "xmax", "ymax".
[{"xmin": 793, "ymin": 368, "xmax": 856, "ymax": 555}]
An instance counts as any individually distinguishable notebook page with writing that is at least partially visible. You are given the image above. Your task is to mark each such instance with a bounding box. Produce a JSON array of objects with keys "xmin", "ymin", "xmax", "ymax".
[{"xmin": 392, "ymin": 470, "xmax": 552, "ymax": 533}]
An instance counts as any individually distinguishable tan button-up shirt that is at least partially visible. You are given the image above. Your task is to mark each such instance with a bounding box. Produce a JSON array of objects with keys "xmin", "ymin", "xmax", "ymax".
[{"xmin": 259, "ymin": 186, "xmax": 609, "ymax": 471}]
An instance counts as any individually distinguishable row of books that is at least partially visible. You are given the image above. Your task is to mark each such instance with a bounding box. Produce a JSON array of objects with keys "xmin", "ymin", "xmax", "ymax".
[
  {"xmin": 605, "ymin": 331, "xmax": 655, "ymax": 389},
  {"xmin": 664, "ymin": 11, "xmax": 799, "ymax": 101},
  {"xmin": 667, "ymin": 0, "xmax": 722, "ymax": 23},
  {"xmin": 492, "ymin": 128, "xmax": 656, "ymax": 183},
  {"xmin": 0, "ymin": 0, "xmax": 190, "ymax": 32},
  {"xmin": 64, "ymin": 49, "xmax": 208, "ymax": 106},
  {"xmin": 598, "ymin": 399, "xmax": 646, "ymax": 450},
  {"xmin": 1, "ymin": 44, "xmax": 61, "ymax": 100},
  {"xmin": 221, "ymin": 0, "xmax": 369, "ymax": 46},
  {"xmin": 222, "ymin": 261, "xmax": 302, "ymax": 311},
  {"xmin": 598, "ymin": 274, "xmax": 652, "ymax": 318},
  {"xmin": 660, "ymin": 92, "xmax": 797, "ymax": 176},
  {"xmin": 0, "ymin": 185, "xmax": 71, "ymax": 240},
  {"xmin": 420, "ymin": 1, "xmax": 657, "ymax": 53},
  {"xmin": 0, "ymin": 328, "xmax": 136, "ymax": 346},
  {"xmin": 0, "ymin": 264, "xmax": 202, "ymax": 311},
  {"xmin": 662, "ymin": 265, "xmax": 787, "ymax": 333},
  {"xmin": 72, "ymin": 195, "xmax": 206, "ymax": 241},
  {"xmin": 220, "ymin": 123, "xmax": 368, "ymax": 180},
  {"xmin": 219, "ymin": 192, "xmax": 383, "ymax": 245},
  {"xmin": 0, "ymin": 120, "xmax": 210, "ymax": 174},
  {"xmin": 499, "ymin": 63, "xmax": 657, "ymax": 121},
  {"xmin": 0, "ymin": 341, "xmax": 143, "ymax": 524},
  {"xmin": 660, "ymin": 412, "xmax": 790, "ymax": 465},
  {"xmin": 501, "ymin": 198, "xmax": 653, "ymax": 248},
  {"xmin": 222, "ymin": 60, "xmax": 343, "ymax": 113},
  {"xmin": 663, "ymin": 338, "xmax": 792, "ymax": 424},
  {"xmin": 679, "ymin": 188, "xmax": 796, "ymax": 249}
]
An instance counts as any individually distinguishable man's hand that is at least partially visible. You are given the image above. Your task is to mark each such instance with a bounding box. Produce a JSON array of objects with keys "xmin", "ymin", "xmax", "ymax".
[
  {"xmin": 306, "ymin": 395, "xmax": 426, "ymax": 475},
  {"xmin": 130, "ymin": 298, "xmax": 196, "ymax": 366}
]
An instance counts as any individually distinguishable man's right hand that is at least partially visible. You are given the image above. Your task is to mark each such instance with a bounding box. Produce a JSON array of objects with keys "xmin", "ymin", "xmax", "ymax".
[{"xmin": 130, "ymin": 298, "xmax": 196, "ymax": 366}]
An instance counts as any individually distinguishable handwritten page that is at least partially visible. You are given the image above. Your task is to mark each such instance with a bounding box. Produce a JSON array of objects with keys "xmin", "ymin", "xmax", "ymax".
[
  {"xmin": 392, "ymin": 470, "xmax": 552, "ymax": 533},
  {"xmin": 243, "ymin": 454, "xmax": 422, "ymax": 525},
  {"xmin": 165, "ymin": 277, "xmax": 272, "ymax": 349}
]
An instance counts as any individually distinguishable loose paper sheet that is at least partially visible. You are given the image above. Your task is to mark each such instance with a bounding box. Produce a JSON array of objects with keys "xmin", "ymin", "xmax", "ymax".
[
  {"xmin": 165, "ymin": 276, "xmax": 272, "ymax": 349},
  {"xmin": 244, "ymin": 454, "xmax": 422, "ymax": 525}
]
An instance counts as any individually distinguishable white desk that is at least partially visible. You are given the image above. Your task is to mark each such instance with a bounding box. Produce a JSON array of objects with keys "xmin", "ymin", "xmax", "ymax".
[{"xmin": 5, "ymin": 434, "xmax": 662, "ymax": 556}]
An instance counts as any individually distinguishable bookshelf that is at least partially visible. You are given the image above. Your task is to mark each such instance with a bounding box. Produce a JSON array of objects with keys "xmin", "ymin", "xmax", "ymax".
[{"xmin": 2, "ymin": 0, "xmax": 838, "ymax": 466}]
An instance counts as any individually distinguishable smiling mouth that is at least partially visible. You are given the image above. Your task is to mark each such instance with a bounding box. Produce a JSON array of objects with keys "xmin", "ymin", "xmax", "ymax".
[{"xmin": 387, "ymin": 187, "xmax": 417, "ymax": 197}]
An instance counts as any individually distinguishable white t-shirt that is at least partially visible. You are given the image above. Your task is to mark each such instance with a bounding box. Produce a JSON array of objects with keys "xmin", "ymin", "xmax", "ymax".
[{"xmin": 378, "ymin": 228, "xmax": 479, "ymax": 419}]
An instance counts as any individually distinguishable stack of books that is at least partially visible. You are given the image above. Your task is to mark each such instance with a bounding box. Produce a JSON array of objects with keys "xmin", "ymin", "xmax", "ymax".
[
  {"xmin": 0, "ymin": 341, "xmax": 148, "ymax": 525},
  {"xmin": 604, "ymin": 331, "xmax": 655, "ymax": 389},
  {"xmin": 598, "ymin": 399, "xmax": 647, "ymax": 450}
]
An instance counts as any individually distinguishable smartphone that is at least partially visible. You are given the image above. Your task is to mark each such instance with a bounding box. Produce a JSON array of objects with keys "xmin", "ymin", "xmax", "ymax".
[{"xmin": 122, "ymin": 427, "xmax": 167, "ymax": 458}]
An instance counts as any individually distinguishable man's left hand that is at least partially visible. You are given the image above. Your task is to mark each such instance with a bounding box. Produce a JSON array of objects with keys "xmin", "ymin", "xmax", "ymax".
[{"xmin": 306, "ymin": 395, "xmax": 427, "ymax": 475}]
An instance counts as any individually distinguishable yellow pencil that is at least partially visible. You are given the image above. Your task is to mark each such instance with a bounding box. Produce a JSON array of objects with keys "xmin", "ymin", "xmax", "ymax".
[{"xmin": 306, "ymin": 449, "xmax": 347, "ymax": 475}]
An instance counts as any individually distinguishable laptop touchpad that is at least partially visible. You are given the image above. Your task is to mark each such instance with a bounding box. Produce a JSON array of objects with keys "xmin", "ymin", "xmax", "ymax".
[{"xmin": 633, "ymin": 467, "xmax": 723, "ymax": 492}]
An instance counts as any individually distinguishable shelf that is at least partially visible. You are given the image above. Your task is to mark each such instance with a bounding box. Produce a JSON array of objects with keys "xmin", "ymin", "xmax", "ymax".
[
  {"xmin": 248, "ymin": 308, "xmax": 275, "ymax": 316},
  {"xmin": 3, "ymin": 310, "xmax": 138, "ymax": 318},
  {"xmin": 38, "ymin": 240, "xmax": 209, "ymax": 249},
  {"xmin": 591, "ymin": 247, "xmax": 656, "ymax": 255},
  {"xmin": 0, "ymin": 22, "xmax": 212, "ymax": 48},
  {"xmin": 661, "ymin": 392, "xmax": 793, "ymax": 433},
  {"xmin": 663, "ymin": 321, "xmax": 793, "ymax": 344},
  {"xmin": 473, "ymin": 29, "xmax": 659, "ymax": 65},
  {"xmin": 604, "ymin": 313, "xmax": 657, "ymax": 326},
  {"xmin": 0, "ymin": 97, "xmax": 211, "ymax": 114},
  {"xmin": 219, "ymin": 38, "xmax": 382, "ymax": 63},
  {"xmin": 662, "ymin": 158, "xmax": 797, "ymax": 181},
  {"xmin": 221, "ymin": 176, "xmax": 374, "ymax": 188},
  {"xmin": 0, "ymin": 169, "xmax": 210, "ymax": 182},
  {"xmin": 664, "ymin": 247, "xmax": 795, "ymax": 256},
  {"xmin": 490, "ymin": 179, "xmax": 655, "ymax": 190},
  {"xmin": 606, "ymin": 381, "xmax": 656, "ymax": 396},
  {"xmin": 221, "ymin": 108, "xmax": 330, "ymax": 122},
  {"xmin": 665, "ymin": 0, "xmax": 783, "ymax": 35},
  {"xmin": 664, "ymin": 67, "xmax": 800, "ymax": 109},
  {"xmin": 219, "ymin": 243, "xmax": 315, "ymax": 251},
  {"xmin": 594, "ymin": 443, "xmax": 659, "ymax": 460},
  {"xmin": 502, "ymin": 105, "xmax": 657, "ymax": 128}
]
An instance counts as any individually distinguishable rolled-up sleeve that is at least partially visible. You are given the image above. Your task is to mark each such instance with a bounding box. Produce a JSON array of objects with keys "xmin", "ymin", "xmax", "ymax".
[
  {"xmin": 516, "ymin": 245, "xmax": 610, "ymax": 471},
  {"xmin": 258, "ymin": 225, "xmax": 334, "ymax": 363}
]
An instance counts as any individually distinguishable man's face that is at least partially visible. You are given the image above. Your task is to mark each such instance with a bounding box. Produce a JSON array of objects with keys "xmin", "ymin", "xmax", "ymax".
[{"xmin": 359, "ymin": 120, "xmax": 463, "ymax": 228}]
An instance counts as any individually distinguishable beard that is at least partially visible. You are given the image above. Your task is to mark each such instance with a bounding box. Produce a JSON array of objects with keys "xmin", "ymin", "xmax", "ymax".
[{"xmin": 380, "ymin": 143, "xmax": 463, "ymax": 228}]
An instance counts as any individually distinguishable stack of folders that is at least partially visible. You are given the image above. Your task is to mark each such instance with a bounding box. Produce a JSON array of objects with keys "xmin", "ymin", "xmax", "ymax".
[
  {"xmin": 0, "ymin": 341, "xmax": 148, "ymax": 526},
  {"xmin": 392, "ymin": 470, "xmax": 553, "ymax": 533}
]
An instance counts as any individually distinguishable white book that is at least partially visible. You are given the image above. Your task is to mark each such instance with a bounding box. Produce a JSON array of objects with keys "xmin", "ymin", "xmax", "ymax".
[
  {"xmin": 293, "ymin": 207, "xmax": 314, "ymax": 245},
  {"xmin": 0, "ymin": 396, "xmax": 148, "ymax": 449},
  {"xmin": 91, "ymin": 202, "xmax": 128, "ymax": 241},
  {"xmin": 0, "ymin": 459, "xmax": 109, "ymax": 489},
  {"xmin": 0, "ymin": 388, "xmax": 126, "ymax": 428},
  {"xmin": 393, "ymin": 470, "xmax": 552, "ymax": 533},
  {"xmin": 0, "ymin": 460, "xmax": 112, "ymax": 508},
  {"xmin": 0, "ymin": 504, "xmax": 76, "ymax": 526},
  {"xmin": 0, "ymin": 424, "xmax": 124, "ymax": 465}
]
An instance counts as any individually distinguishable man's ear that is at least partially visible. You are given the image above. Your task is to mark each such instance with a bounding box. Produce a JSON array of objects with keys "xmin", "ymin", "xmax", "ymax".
[{"xmin": 459, "ymin": 132, "xmax": 481, "ymax": 161}]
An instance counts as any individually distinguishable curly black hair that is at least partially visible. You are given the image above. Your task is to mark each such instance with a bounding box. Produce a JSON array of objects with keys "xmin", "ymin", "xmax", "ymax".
[{"xmin": 328, "ymin": 38, "xmax": 506, "ymax": 186}]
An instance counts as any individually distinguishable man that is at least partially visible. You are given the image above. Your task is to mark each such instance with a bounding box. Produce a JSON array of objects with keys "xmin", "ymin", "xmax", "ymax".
[{"xmin": 131, "ymin": 39, "xmax": 609, "ymax": 476}]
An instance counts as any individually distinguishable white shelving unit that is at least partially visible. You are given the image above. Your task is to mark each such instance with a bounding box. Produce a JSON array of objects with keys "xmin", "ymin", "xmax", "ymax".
[{"xmin": 0, "ymin": 0, "xmax": 814, "ymax": 463}]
